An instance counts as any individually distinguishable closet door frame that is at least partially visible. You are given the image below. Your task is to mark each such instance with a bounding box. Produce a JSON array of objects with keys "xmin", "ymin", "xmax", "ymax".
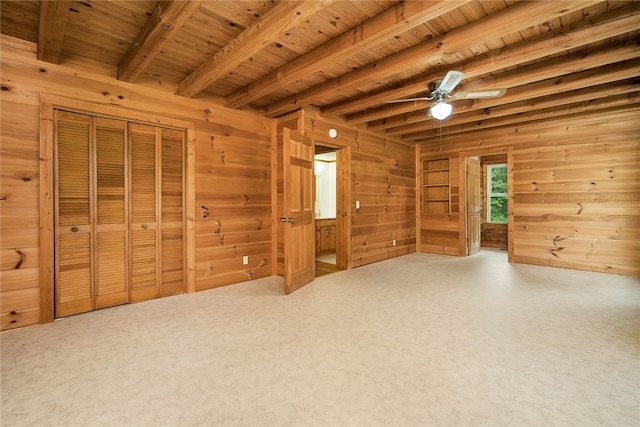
[{"xmin": 39, "ymin": 96, "xmax": 196, "ymax": 324}]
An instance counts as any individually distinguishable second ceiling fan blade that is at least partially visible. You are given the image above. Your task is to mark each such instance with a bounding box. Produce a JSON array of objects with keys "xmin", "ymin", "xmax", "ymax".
[
  {"xmin": 454, "ymin": 88, "xmax": 507, "ymax": 99},
  {"xmin": 386, "ymin": 97, "xmax": 432, "ymax": 103},
  {"xmin": 437, "ymin": 70, "xmax": 465, "ymax": 93}
]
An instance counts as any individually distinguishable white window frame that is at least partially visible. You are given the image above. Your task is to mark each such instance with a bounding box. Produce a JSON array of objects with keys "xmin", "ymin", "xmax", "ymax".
[{"xmin": 487, "ymin": 163, "xmax": 508, "ymax": 224}]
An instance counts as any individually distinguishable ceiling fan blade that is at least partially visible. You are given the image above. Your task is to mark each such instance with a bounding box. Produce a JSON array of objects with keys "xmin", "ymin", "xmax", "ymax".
[
  {"xmin": 438, "ymin": 70, "xmax": 465, "ymax": 93},
  {"xmin": 385, "ymin": 97, "xmax": 432, "ymax": 103},
  {"xmin": 453, "ymin": 88, "xmax": 507, "ymax": 100}
]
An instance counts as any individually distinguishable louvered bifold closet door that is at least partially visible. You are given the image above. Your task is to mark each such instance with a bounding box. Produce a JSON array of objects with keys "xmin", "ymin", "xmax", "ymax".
[
  {"xmin": 55, "ymin": 111, "xmax": 93, "ymax": 317},
  {"xmin": 94, "ymin": 118, "xmax": 129, "ymax": 309},
  {"xmin": 129, "ymin": 123, "xmax": 159, "ymax": 303},
  {"xmin": 159, "ymin": 128, "xmax": 185, "ymax": 297}
]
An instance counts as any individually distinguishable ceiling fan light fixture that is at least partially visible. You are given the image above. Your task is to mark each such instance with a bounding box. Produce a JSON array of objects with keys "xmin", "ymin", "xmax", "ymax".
[{"xmin": 430, "ymin": 100, "xmax": 452, "ymax": 120}]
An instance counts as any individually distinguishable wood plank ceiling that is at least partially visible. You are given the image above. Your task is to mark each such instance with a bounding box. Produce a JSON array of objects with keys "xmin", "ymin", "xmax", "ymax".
[{"xmin": 2, "ymin": 0, "xmax": 639, "ymax": 143}]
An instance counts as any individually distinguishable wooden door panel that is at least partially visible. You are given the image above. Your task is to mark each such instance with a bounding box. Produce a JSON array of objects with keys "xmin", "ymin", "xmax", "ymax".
[
  {"xmin": 56, "ymin": 113, "xmax": 91, "ymax": 226},
  {"xmin": 467, "ymin": 157, "xmax": 481, "ymax": 255},
  {"xmin": 161, "ymin": 129, "xmax": 184, "ymax": 222},
  {"xmin": 160, "ymin": 128, "xmax": 185, "ymax": 296},
  {"xmin": 161, "ymin": 227, "xmax": 184, "ymax": 297},
  {"xmin": 283, "ymin": 128, "xmax": 315, "ymax": 294},
  {"xmin": 56, "ymin": 233, "xmax": 92, "ymax": 317},
  {"xmin": 95, "ymin": 118, "xmax": 128, "ymax": 307},
  {"xmin": 95, "ymin": 119, "xmax": 126, "ymax": 225},
  {"xmin": 95, "ymin": 231, "xmax": 128, "ymax": 309},
  {"xmin": 54, "ymin": 112, "xmax": 186, "ymax": 315},
  {"xmin": 130, "ymin": 228, "xmax": 158, "ymax": 302},
  {"xmin": 55, "ymin": 111, "xmax": 93, "ymax": 317},
  {"xmin": 129, "ymin": 124, "xmax": 159, "ymax": 302}
]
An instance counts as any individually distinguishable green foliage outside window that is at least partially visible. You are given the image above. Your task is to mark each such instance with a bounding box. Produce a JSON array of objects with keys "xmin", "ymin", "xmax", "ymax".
[{"xmin": 488, "ymin": 164, "xmax": 508, "ymax": 223}]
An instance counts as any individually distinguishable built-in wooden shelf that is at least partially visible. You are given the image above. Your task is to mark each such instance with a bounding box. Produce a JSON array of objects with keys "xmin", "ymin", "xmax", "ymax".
[{"xmin": 423, "ymin": 158, "xmax": 450, "ymax": 215}]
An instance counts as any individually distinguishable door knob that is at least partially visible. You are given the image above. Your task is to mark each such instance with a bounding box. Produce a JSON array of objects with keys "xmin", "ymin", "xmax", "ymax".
[
  {"xmin": 142, "ymin": 224, "xmax": 148, "ymax": 229},
  {"xmin": 71, "ymin": 227, "xmax": 78, "ymax": 232}
]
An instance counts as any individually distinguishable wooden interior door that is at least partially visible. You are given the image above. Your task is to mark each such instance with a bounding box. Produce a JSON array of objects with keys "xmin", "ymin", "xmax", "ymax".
[
  {"xmin": 283, "ymin": 128, "xmax": 315, "ymax": 294},
  {"xmin": 94, "ymin": 118, "xmax": 129, "ymax": 309},
  {"xmin": 466, "ymin": 157, "xmax": 481, "ymax": 255},
  {"xmin": 129, "ymin": 123, "xmax": 159, "ymax": 302},
  {"xmin": 159, "ymin": 128, "xmax": 185, "ymax": 297},
  {"xmin": 55, "ymin": 111, "xmax": 93, "ymax": 317},
  {"xmin": 55, "ymin": 111, "xmax": 186, "ymax": 316}
]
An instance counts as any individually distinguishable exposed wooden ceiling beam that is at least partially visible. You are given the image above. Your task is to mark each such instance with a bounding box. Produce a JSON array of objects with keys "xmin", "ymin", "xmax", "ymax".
[
  {"xmin": 118, "ymin": 0, "xmax": 204, "ymax": 83},
  {"xmin": 37, "ymin": 0, "xmax": 72, "ymax": 63},
  {"xmin": 368, "ymin": 39, "xmax": 640, "ymax": 132},
  {"xmin": 334, "ymin": 3, "xmax": 640, "ymax": 122},
  {"xmin": 224, "ymin": 0, "xmax": 467, "ymax": 109},
  {"xmin": 177, "ymin": 0, "xmax": 335, "ymax": 98},
  {"xmin": 409, "ymin": 82, "xmax": 640, "ymax": 141},
  {"xmin": 263, "ymin": 0, "xmax": 598, "ymax": 118},
  {"xmin": 393, "ymin": 59, "xmax": 640, "ymax": 138}
]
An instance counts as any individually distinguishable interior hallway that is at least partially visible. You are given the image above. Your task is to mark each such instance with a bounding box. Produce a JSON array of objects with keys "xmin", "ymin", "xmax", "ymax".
[{"xmin": 2, "ymin": 250, "xmax": 639, "ymax": 426}]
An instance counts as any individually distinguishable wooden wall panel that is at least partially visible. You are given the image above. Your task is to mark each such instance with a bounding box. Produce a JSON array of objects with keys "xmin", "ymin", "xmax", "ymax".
[
  {"xmin": 418, "ymin": 107, "xmax": 640, "ymax": 276},
  {"xmin": 1, "ymin": 96, "xmax": 40, "ymax": 329},
  {"xmin": 481, "ymin": 223, "xmax": 508, "ymax": 249},
  {"xmin": 194, "ymin": 120, "xmax": 272, "ymax": 292},
  {"xmin": 0, "ymin": 35, "xmax": 273, "ymax": 330},
  {"xmin": 512, "ymin": 139, "xmax": 639, "ymax": 276}
]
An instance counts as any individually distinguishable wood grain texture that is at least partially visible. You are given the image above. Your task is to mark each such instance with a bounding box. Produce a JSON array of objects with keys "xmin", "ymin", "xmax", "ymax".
[
  {"xmin": 178, "ymin": 0, "xmax": 335, "ymax": 98},
  {"xmin": 225, "ymin": 0, "xmax": 465, "ymax": 108},
  {"xmin": 0, "ymin": 35, "xmax": 269, "ymax": 330},
  {"xmin": 264, "ymin": 1, "xmax": 596, "ymax": 117},
  {"xmin": 305, "ymin": 113, "xmax": 416, "ymax": 269},
  {"xmin": 37, "ymin": 0, "xmax": 71, "ymax": 63},
  {"xmin": 419, "ymin": 108, "xmax": 640, "ymax": 275},
  {"xmin": 118, "ymin": 0, "xmax": 204, "ymax": 82}
]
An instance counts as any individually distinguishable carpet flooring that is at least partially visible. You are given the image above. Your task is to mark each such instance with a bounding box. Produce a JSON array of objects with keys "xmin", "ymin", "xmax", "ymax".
[{"xmin": 2, "ymin": 250, "xmax": 639, "ymax": 426}]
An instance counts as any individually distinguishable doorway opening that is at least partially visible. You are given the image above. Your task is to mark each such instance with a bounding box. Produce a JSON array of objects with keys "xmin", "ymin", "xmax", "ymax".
[
  {"xmin": 314, "ymin": 145, "xmax": 341, "ymax": 277},
  {"xmin": 465, "ymin": 153, "xmax": 510, "ymax": 258}
]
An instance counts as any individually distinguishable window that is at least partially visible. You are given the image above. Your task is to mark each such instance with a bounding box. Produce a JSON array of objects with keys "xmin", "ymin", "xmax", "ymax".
[{"xmin": 487, "ymin": 163, "xmax": 508, "ymax": 223}]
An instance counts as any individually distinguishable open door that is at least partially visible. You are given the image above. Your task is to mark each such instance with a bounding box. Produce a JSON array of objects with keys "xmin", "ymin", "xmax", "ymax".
[
  {"xmin": 282, "ymin": 128, "xmax": 315, "ymax": 294},
  {"xmin": 466, "ymin": 157, "xmax": 481, "ymax": 255}
]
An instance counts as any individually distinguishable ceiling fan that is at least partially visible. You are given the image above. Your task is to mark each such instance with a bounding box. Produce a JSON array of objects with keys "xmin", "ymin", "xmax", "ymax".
[{"xmin": 387, "ymin": 70, "xmax": 507, "ymax": 120}]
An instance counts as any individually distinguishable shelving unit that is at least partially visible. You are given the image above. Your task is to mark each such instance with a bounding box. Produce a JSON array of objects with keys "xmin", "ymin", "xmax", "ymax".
[{"xmin": 423, "ymin": 158, "xmax": 450, "ymax": 214}]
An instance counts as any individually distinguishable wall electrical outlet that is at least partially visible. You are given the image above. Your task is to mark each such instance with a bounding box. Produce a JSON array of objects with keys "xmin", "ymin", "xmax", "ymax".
[
  {"xmin": 356, "ymin": 200, "xmax": 360, "ymax": 209},
  {"xmin": 242, "ymin": 256, "xmax": 249, "ymax": 265},
  {"xmin": 392, "ymin": 239, "xmax": 396, "ymax": 246}
]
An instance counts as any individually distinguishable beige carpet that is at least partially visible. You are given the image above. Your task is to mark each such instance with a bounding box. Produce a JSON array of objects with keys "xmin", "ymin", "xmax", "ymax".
[{"xmin": 2, "ymin": 250, "xmax": 639, "ymax": 426}]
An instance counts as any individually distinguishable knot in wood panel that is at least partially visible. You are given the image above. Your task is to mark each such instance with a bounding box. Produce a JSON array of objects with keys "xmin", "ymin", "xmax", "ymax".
[
  {"xmin": 14, "ymin": 249, "xmax": 25, "ymax": 269},
  {"xmin": 549, "ymin": 235, "xmax": 567, "ymax": 258}
]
